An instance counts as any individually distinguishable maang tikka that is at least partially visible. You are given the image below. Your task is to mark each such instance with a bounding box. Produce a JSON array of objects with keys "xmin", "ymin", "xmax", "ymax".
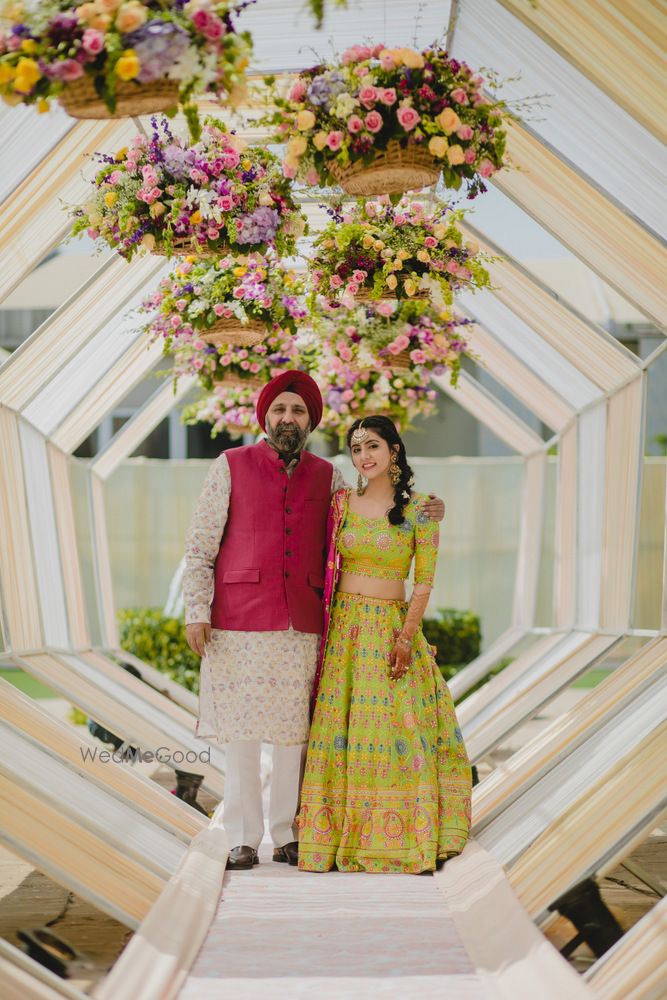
[{"xmin": 352, "ymin": 421, "xmax": 369, "ymax": 495}]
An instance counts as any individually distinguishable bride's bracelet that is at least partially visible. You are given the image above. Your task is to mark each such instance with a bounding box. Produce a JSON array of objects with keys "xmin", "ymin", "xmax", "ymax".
[{"xmin": 397, "ymin": 635, "xmax": 412, "ymax": 649}]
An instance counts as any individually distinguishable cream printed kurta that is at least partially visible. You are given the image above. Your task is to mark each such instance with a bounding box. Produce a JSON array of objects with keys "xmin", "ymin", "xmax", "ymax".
[{"xmin": 184, "ymin": 452, "xmax": 346, "ymax": 745}]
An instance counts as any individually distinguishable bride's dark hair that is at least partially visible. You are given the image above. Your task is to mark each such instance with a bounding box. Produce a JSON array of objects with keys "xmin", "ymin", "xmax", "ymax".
[{"xmin": 346, "ymin": 416, "xmax": 414, "ymax": 525}]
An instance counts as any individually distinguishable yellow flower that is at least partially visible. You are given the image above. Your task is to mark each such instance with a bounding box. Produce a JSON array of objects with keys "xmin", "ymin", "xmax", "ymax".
[
  {"xmin": 0, "ymin": 64, "xmax": 16, "ymax": 85},
  {"xmin": 189, "ymin": 210, "xmax": 202, "ymax": 225},
  {"xmin": 149, "ymin": 202, "xmax": 166, "ymax": 218},
  {"xmin": 21, "ymin": 39, "xmax": 38, "ymax": 54},
  {"xmin": 75, "ymin": 3, "xmax": 98, "ymax": 24},
  {"xmin": 379, "ymin": 48, "xmax": 403, "ymax": 66},
  {"xmin": 432, "ymin": 223, "xmax": 447, "ymax": 240},
  {"xmin": 362, "ymin": 234, "xmax": 374, "ymax": 249},
  {"xmin": 428, "ymin": 136, "xmax": 449, "ymax": 158},
  {"xmin": 400, "ymin": 48, "xmax": 425, "ymax": 69},
  {"xmin": 438, "ymin": 108, "xmax": 461, "ymax": 134},
  {"xmin": 115, "ymin": 49, "xmax": 140, "ymax": 82},
  {"xmin": 2, "ymin": 91, "xmax": 22, "ymax": 106},
  {"xmin": 313, "ymin": 131, "xmax": 328, "ymax": 151},
  {"xmin": 242, "ymin": 158, "xmax": 252, "ymax": 170},
  {"xmin": 296, "ymin": 109, "xmax": 316, "ymax": 130},
  {"xmin": 37, "ymin": 97, "xmax": 49, "ymax": 113},
  {"xmin": 287, "ymin": 135, "xmax": 307, "ymax": 157},
  {"xmin": 416, "ymin": 249, "xmax": 430, "ymax": 263},
  {"xmin": 104, "ymin": 191, "xmax": 118, "ymax": 207},
  {"xmin": 397, "ymin": 249, "xmax": 410, "ymax": 261},
  {"xmin": 141, "ymin": 233, "xmax": 156, "ymax": 252},
  {"xmin": 393, "ymin": 258, "xmax": 403, "ymax": 270},
  {"xmin": 404, "ymin": 278, "xmax": 417, "ymax": 296},
  {"xmin": 13, "ymin": 57, "xmax": 41, "ymax": 93},
  {"xmin": 374, "ymin": 240, "xmax": 385, "ymax": 250},
  {"xmin": 114, "ymin": 146, "xmax": 128, "ymax": 161},
  {"xmin": 186, "ymin": 255, "xmax": 197, "ymax": 263},
  {"xmin": 386, "ymin": 274, "xmax": 398, "ymax": 290},
  {"xmin": 233, "ymin": 266, "xmax": 247, "ymax": 277},
  {"xmin": 447, "ymin": 144, "xmax": 465, "ymax": 165}
]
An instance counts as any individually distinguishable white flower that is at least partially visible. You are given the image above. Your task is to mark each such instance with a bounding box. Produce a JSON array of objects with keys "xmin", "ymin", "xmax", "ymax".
[{"xmin": 331, "ymin": 92, "xmax": 359, "ymax": 118}]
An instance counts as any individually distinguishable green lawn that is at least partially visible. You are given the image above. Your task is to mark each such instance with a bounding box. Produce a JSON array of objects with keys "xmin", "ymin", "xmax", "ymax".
[{"xmin": 0, "ymin": 668, "xmax": 56, "ymax": 699}]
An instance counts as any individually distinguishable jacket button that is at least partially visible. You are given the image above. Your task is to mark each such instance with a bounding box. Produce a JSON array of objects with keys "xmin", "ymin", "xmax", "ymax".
[
  {"xmin": 286, "ymin": 550, "xmax": 292, "ymax": 557},
  {"xmin": 286, "ymin": 527, "xmax": 292, "ymax": 535},
  {"xmin": 284, "ymin": 571, "xmax": 290, "ymax": 578},
  {"xmin": 286, "ymin": 507, "xmax": 292, "ymax": 514}
]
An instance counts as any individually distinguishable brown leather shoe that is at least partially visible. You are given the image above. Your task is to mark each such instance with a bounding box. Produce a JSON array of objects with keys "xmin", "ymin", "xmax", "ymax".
[
  {"xmin": 273, "ymin": 841, "xmax": 299, "ymax": 866},
  {"xmin": 227, "ymin": 845, "xmax": 259, "ymax": 870}
]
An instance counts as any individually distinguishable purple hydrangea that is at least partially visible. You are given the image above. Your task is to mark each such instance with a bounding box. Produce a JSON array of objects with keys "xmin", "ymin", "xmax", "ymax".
[
  {"xmin": 306, "ymin": 70, "xmax": 346, "ymax": 108},
  {"xmin": 235, "ymin": 207, "xmax": 280, "ymax": 245},
  {"xmin": 163, "ymin": 144, "xmax": 197, "ymax": 178},
  {"xmin": 123, "ymin": 20, "xmax": 190, "ymax": 83}
]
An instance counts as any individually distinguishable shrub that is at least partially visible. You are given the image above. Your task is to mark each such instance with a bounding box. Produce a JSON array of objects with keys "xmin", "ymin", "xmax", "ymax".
[
  {"xmin": 422, "ymin": 608, "xmax": 482, "ymax": 681},
  {"xmin": 117, "ymin": 607, "xmax": 200, "ymax": 694}
]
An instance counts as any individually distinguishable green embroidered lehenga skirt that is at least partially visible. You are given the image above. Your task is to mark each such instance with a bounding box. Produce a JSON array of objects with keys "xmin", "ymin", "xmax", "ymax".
[{"xmin": 297, "ymin": 593, "xmax": 472, "ymax": 874}]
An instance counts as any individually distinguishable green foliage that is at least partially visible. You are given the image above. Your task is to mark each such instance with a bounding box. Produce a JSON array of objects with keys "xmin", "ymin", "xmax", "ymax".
[
  {"xmin": 422, "ymin": 608, "xmax": 482, "ymax": 681},
  {"xmin": 117, "ymin": 608, "xmax": 200, "ymax": 694}
]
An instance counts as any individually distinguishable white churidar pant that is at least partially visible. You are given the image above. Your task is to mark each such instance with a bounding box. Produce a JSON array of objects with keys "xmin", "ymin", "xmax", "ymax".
[{"xmin": 223, "ymin": 740, "xmax": 307, "ymax": 849}]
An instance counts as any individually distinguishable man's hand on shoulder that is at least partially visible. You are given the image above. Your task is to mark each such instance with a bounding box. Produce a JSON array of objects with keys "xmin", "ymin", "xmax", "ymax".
[
  {"xmin": 186, "ymin": 622, "xmax": 211, "ymax": 657},
  {"xmin": 422, "ymin": 494, "xmax": 445, "ymax": 522}
]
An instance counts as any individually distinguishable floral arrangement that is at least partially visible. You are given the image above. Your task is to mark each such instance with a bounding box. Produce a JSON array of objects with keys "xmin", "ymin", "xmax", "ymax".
[
  {"xmin": 267, "ymin": 42, "xmax": 509, "ymax": 194},
  {"xmin": 141, "ymin": 251, "xmax": 307, "ymax": 341},
  {"xmin": 310, "ymin": 196, "xmax": 491, "ymax": 305},
  {"xmin": 0, "ymin": 0, "xmax": 252, "ymax": 127},
  {"xmin": 170, "ymin": 325, "xmax": 301, "ymax": 392},
  {"xmin": 182, "ymin": 382, "xmax": 260, "ymax": 438},
  {"xmin": 318, "ymin": 298, "xmax": 471, "ymax": 384},
  {"xmin": 71, "ymin": 116, "xmax": 306, "ymax": 259},
  {"xmin": 313, "ymin": 331, "xmax": 437, "ymax": 443}
]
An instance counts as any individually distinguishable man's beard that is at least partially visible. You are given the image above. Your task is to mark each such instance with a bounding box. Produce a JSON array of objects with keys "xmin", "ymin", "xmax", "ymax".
[{"xmin": 265, "ymin": 417, "xmax": 310, "ymax": 456}]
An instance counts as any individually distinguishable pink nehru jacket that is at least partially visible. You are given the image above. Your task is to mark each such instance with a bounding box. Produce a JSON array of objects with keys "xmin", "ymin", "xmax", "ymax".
[{"xmin": 210, "ymin": 440, "xmax": 333, "ymax": 633}]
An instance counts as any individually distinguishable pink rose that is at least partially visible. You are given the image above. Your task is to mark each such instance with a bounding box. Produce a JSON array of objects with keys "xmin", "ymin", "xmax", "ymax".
[
  {"xmin": 109, "ymin": 170, "xmax": 123, "ymax": 184},
  {"xmin": 379, "ymin": 88, "xmax": 397, "ymax": 105},
  {"xmin": 388, "ymin": 335, "xmax": 411, "ymax": 354},
  {"xmin": 376, "ymin": 301, "xmax": 396, "ymax": 317},
  {"xmin": 340, "ymin": 349, "xmax": 353, "ymax": 363},
  {"xmin": 175, "ymin": 299, "xmax": 188, "ymax": 312},
  {"xmin": 204, "ymin": 15, "xmax": 225, "ymax": 41},
  {"xmin": 464, "ymin": 148, "xmax": 476, "ymax": 164},
  {"xmin": 289, "ymin": 79, "xmax": 306, "ymax": 102},
  {"xmin": 347, "ymin": 114, "xmax": 364, "ymax": 134},
  {"xmin": 445, "ymin": 260, "xmax": 459, "ymax": 274},
  {"xmin": 217, "ymin": 195, "xmax": 233, "ymax": 211},
  {"xmin": 305, "ymin": 167, "xmax": 319, "ymax": 185},
  {"xmin": 396, "ymin": 106, "xmax": 421, "ymax": 131},
  {"xmin": 352, "ymin": 270, "xmax": 367, "ymax": 283},
  {"xmin": 373, "ymin": 43, "xmax": 385, "ymax": 57},
  {"xmin": 326, "ymin": 131, "xmax": 343, "ymax": 150},
  {"xmin": 479, "ymin": 158, "xmax": 495, "ymax": 178},
  {"xmin": 456, "ymin": 124, "xmax": 474, "ymax": 140},
  {"xmin": 394, "ymin": 213, "xmax": 406, "ymax": 225},
  {"xmin": 451, "ymin": 88, "xmax": 469, "ymax": 104},
  {"xmin": 341, "ymin": 388, "xmax": 355, "ymax": 401},
  {"xmin": 57, "ymin": 59, "xmax": 84, "ymax": 81},
  {"xmin": 250, "ymin": 363, "xmax": 261, "ymax": 374},
  {"xmin": 282, "ymin": 161, "xmax": 297, "ymax": 179},
  {"xmin": 221, "ymin": 150, "xmax": 240, "ymax": 169},
  {"xmin": 192, "ymin": 339, "xmax": 205, "ymax": 350},
  {"xmin": 330, "ymin": 275, "xmax": 343, "ymax": 289},
  {"xmin": 213, "ymin": 303, "xmax": 226, "ymax": 316},
  {"xmin": 424, "ymin": 236, "xmax": 437, "ymax": 248},
  {"xmin": 359, "ymin": 85, "xmax": 379, "ymax": 109},
  {"xmin": 346, "ymin": 282, "xmax": 359, "ymax": 295},
  {"xmin": 82, "ymin": 29, "xmax": 105, "ymax": 55},
  {"xmin": 87, "ymin": 227, "xmax": 99, "ymax": 239},
  {"xmin": 191, "ymin": 9, "xmax": 211, "ymax": 31},
  {"xmin": 410, "ymin": 349, "xmax": 427, "ymax": 364},
  {"xmin": 207, "ymin": 227, "xmax": 220, "ymax": 239},
  {"xmin": 379, "ymin": 51, "xmax": 395, "ymax": 70},
  {"xmin": 192, "ymin": 358, "xmax": 204, "ymax": 370},
  {"xmin": 364, "ymin": 111, "xmax": 383, "ymax": 133}
]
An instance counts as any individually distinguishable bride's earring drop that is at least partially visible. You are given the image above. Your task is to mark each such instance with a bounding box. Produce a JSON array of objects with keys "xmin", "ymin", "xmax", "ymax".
[
  {"xmin": 356, "ymin": 472, "xmax": 367, "ymax": 496},
  {"xmin": 389, "ymin": 452, "xmax": 401, "ymax": 486}
]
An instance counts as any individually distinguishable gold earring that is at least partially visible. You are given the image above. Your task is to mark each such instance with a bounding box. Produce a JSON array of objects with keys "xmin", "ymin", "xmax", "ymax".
[
  {"xmin": 356, "ymin": 472, "xmax": 367, "ymax": 496},
  {"xmin": 389, "ymin": 453, "xmax": 401, "ymax": 486}
]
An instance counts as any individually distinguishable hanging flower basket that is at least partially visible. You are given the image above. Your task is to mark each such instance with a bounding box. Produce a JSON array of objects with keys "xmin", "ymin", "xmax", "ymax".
[
  {"xmin": 265, "ymin": 44, "xmax": 510, "ymax": 197},
  {"xmin": 218, "ymin": 371, "xmax": 266, "ymax": 392},
  {"xmin": 0, "ymin": 1, "xmax": 252, "ymax": 132},
  {"xmin": 58, "ymin": 76, "xmax": 179, "ymax": 119},
  {"xmin": 328, "ymin": 140, "xmax": 440, "ymax": 196},
  {"xmin": 70, "ymin": 118, "xmax": 307, "ymax": 261},
  {"xmin": 310, "ymin": 198, "xmax": 492, "ymax": 308}
]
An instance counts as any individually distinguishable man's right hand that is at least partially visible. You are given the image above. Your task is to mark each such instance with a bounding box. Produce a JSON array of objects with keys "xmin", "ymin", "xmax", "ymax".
[{"xmin": 186, "ymin": 622, "xmax": 211, "ymax": 658}]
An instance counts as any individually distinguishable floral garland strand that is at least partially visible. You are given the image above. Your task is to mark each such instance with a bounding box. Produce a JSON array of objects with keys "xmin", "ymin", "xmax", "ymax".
[
  {"xmin": 311, "ymin": 196, "xmax": 491, "ymax": 306},
  {"xmin": 266, "ymin": 43, "xmax": 509, "ymax": 196},
  {"xmin": 0, "ymin": 1, "xmax": 252, "ymax": 131},
  {"xmin": 71, "ymin": 116, "xmax": 307, "ymax": 260}
]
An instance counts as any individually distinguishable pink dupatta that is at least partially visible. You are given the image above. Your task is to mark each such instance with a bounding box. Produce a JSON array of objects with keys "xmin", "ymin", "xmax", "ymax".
[{"xmin": 310, "ymin": 487, "xmax": 350, "ymax": 708}]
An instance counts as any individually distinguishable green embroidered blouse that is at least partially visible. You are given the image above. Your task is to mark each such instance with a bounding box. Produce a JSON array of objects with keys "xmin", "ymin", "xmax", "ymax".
[{"xmin": 337, "ymin": 492, "xmax": 440, "ymax": 586}]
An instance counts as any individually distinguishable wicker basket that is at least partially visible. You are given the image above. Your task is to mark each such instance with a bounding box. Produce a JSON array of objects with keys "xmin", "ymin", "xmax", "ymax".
[
  {"xmin": 59, "ymin": 76, "xmax": 179, "ymax": 119},
  {"xmin": 220, "ymin": 372, "xmax": 265, "ymax": 392},
  {"xmin": 385, "ymin": 350, "xmax": 412, "ymax": 371},
  {"xmin": 354, "ymin": 286, "xmax": 429, "ymax": 303},
  {"xmin": 201, "ymin": 318, "xmax": 267, "ymax": 348},
  {"xmin": 329, "ymin": 141, "xmax": 441, "ymax": 196}
]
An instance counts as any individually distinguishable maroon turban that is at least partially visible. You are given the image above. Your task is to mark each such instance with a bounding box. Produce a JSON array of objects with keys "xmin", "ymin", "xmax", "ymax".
[{"xmin": 256, "ymin": 370, "xmax": 323, "ymax": 432}]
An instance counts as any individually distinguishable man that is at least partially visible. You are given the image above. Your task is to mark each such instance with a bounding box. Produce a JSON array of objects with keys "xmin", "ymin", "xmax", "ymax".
[{"xmin": 184, "ymin": 370, "xmax": 443, "ymax": 870}]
